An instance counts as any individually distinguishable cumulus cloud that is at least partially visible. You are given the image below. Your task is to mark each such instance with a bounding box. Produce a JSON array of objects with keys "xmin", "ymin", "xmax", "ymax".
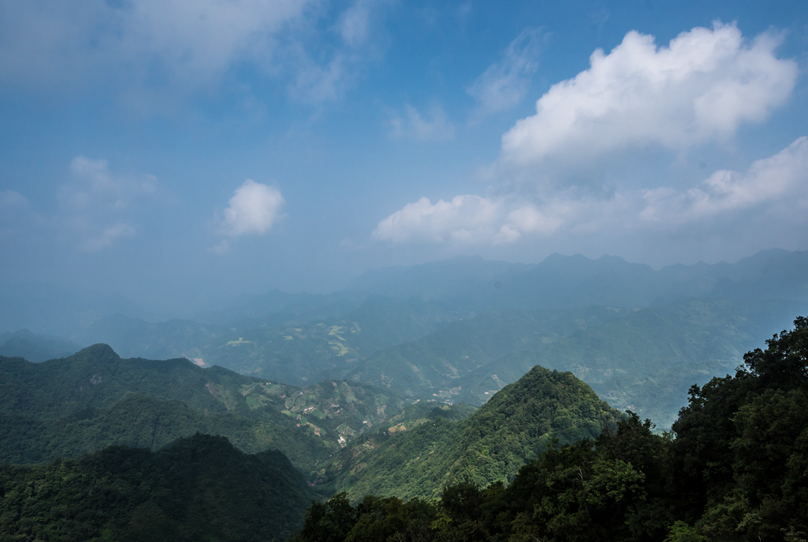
[
  {"xmin": 467, "ymin": 28, "xmax": 547, "ymax": 117},
  {"xmin": 500, "ymin": 22, "xmax": 797, "ymax": 184},
  {"xmin": 372, "ymin": 195, "xmax": 562, "ymax": 246},
  {"xmin": 216, "ymin": 179, "xmax": 284, "ymax": 242},
  {"xmin": 641, "ymin": 136, "xmax": 808, "ymax": 225},
  {"xmin": 373, "ymin": 138, "xmax": 808, "ymax": 248},
  {"xmin": 372, "ymin": 23, "xmax": 805, "ymax": 262},
  {"xmin": 390, "ymin": 104, "xmax": 455, "ymax": 142},
  {"xmin": 59, "ymin": 156, "xmax": 157, "ymax": 251}
]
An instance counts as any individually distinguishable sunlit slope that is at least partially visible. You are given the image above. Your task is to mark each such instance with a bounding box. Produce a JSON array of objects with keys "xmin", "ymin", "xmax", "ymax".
[
  {"xmin": 321, "ymin": 365, "xmax": 621, "ymax": 501},
  {"xmin": 0, "ymin": 344, "xmax": 408, "ymax": 472},
  {"xmin": 0, "ymin": 434, "xmax": 315, "ymax": 542}
]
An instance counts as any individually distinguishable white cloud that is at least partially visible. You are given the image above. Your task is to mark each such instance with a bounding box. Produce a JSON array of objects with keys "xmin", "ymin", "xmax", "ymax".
[
  {"xmin": 372, "ymin": 195, "xmax": 562, "ymax": 246},
  {"xmin": 373, "ymin": 23, "xmax": 805, "ymax": 262},
  {"xmin": 640, "ymin": 136, "xmax": 808, "ymax": 225},
  {"xmin": 373, "ymin": 138, "xmax": 808, "ymax": 249},
  {"xmin": 500, "ymin": 22, "xmax": 798, "ymax": 185},
  {"xmin": 390, "ymin": 104, "xmax": 455, "ymax": 142},
  {"xmin": 59, "ymin": 156, "xmax": 158, "ymax": 251},
  {"xmin": 467, "ymin": 28, "xmax": 547, "ymax": 117},
  {"xmin": 218, "ymin": 179, "xmax": 285, "ymax": 238},
  {"xmin": 0, "ymin": 0, "xmax": 389, "ymax": 106},
  {"xmin": 0, "ymin": 0, "xmax": 311, "ymax": 89}
]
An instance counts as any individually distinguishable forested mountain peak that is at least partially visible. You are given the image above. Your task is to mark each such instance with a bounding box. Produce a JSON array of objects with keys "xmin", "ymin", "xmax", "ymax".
[
  {"xmin": 320, "ymin": 364, "xmax": 621, "ymax": 501},
  {"xmin": 65, "ymin": 342, "xmax": 120, "ymax": 362}
]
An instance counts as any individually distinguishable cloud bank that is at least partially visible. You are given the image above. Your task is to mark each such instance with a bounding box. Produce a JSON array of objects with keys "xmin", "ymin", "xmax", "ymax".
[
  {"xmin": 641, "ymin": 137, "xmax": 808, "ymax": 225},
  {"xmin": 500, "ymin": 22, "xmax": 797, "ymax": 185},
  {"xmin": 374, "ymin": 138, "xmax": 808, "ymax": 249},
  {"xmin": 373, "ymin": 23, "xmax": 805, "ymax": 258}
]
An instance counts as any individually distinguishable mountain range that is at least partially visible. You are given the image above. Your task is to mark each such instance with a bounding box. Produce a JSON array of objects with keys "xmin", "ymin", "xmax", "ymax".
[{"xmin": 3, "ymin": 249, "xmax": 806, "ymax": 435}]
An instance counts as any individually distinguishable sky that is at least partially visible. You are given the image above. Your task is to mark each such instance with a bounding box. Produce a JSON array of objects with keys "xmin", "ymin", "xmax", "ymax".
[{"xmin": 1, "ymin": 0, "xmax": 807, "ymax": 313}]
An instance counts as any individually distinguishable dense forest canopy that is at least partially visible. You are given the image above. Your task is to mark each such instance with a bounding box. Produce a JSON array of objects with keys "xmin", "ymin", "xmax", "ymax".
[{"xmin": 0, "ymin": 434, "xmax": 315, "ymax": 541}]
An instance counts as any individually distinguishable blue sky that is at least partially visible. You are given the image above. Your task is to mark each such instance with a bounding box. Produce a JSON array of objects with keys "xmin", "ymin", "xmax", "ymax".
[{"xmin": 1, "ymin": 0, "xmax": 807, "ymax": 313}]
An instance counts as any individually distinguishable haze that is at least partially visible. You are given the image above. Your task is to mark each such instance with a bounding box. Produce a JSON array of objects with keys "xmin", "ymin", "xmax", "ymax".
[{"xmin": 1, "ymin": 0, "xmax": 807, "ymax": 320}]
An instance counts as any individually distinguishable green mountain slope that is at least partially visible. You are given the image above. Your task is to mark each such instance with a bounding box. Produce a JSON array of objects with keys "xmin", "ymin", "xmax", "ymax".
[
  {"xmin": 0, "ymin": 344, "xmax": 408, "ymax": 473},
  {"xmin": 320, "ymin": 365, "xmax": 621, "ymax": 501},
  {"xmin": 0, "ymin": 434, "xmax": 315, "ymax": 542},
  {"xmin": 0, "ymin": 393, "xmax": 322, "ymax": 467}
]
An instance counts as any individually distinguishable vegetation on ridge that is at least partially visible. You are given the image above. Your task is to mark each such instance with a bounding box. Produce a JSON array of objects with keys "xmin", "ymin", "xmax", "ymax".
[
  {"xmin": 319, "ymin": 365, "xmax": 621, "ymax": 501},
  {"xmin": 0, "ymin": 344, "xmax": 408, "ymax": 473}
]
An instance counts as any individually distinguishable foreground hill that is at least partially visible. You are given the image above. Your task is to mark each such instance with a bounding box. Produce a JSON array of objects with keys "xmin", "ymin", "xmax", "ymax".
[
  {"xmin": 320, "ymin": 365, "xmax": 622, "ymax": 501},
  {"xmin": 0, "ymin": 434, "xmax": 315, "ymax": 542},
  {"xmin": 0, "ymin": 344, "xmax": 408, "ymax": 473}
]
